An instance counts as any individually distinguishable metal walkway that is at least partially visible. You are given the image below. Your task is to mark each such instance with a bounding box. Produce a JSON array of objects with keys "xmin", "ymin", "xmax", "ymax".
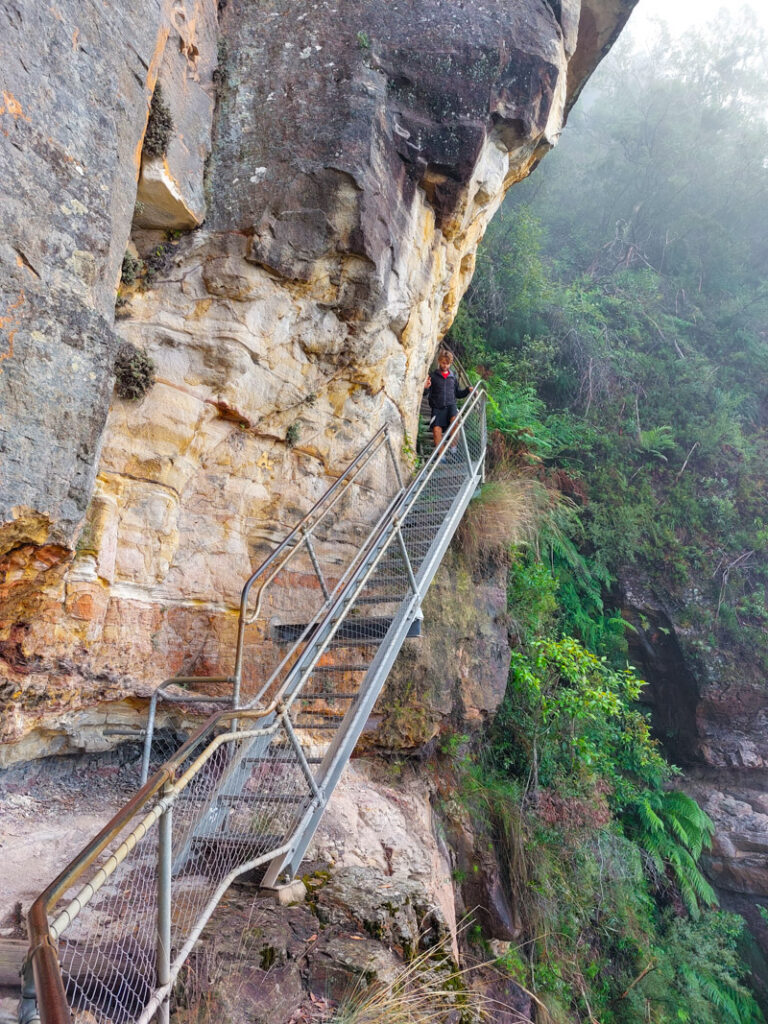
[{"xmin": 22, "ymin": 384, "xmax": 486, "ymax": 1024}]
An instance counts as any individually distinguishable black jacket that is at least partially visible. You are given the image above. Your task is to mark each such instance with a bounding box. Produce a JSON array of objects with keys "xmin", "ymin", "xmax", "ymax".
[{"xmin": 424, "ymin": 371, "xmax": 469, "ymax": 409}]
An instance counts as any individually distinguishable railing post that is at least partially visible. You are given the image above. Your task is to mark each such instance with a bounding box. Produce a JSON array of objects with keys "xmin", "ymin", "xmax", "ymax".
[
  {"xmin": 394, "ymin": 522, "xmax": 419, "ymax": 596},
  {"xmin": 459, "ymin": 422, "xmax": 472, "ymax": 472},
  {"xmin": 18, "ymin": 960, "xmax": 40, "ymax": 1024},
  {"xmin": 301, "ymin": 527, "xmax": 331, "ymax": 602},
  {"xmin": 384, "ymin": 427, "xmax": 405, "ymax": 490},
  {"xmin": 141, "ymin": 689, "xmax": 161, "ymax": 786},
  {"xmin": 156, "ymin": 788, "xmax": 173, "ymax": 1024}
]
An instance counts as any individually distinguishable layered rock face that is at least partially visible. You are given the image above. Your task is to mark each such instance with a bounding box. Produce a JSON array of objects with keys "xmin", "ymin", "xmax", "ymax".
[
  {"xmin": 365, "ymin": 549, "xmax": 511, "ymax": 751},
  {"xmin": 621, "ymin": 571, "xmax": 768, "ymax": 924},
  {"xmin": 0, "ymin": 0, "xmax": 636, "ymax": 760}
]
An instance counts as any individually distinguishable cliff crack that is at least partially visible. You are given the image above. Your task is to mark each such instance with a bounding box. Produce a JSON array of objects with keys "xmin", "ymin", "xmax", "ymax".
[{"xmin": 98, "ymin": 470, "xmax": 182, "ymax": 502}]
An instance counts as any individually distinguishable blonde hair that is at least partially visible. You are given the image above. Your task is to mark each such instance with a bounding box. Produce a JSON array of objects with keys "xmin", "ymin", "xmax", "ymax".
[{"xmin": 437, "ymin": 349, "xmax": 454, "ymax": 365}]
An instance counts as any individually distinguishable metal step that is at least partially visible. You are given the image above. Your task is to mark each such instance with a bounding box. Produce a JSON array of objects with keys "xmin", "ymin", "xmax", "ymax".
[
  {"xmin": 176, "ymin": 834, "xmax": 286, "ymax": 879},
  {"xmin": 301, "ymin": 691, "xmax": 358, "ymax": 699},
  {"xmin": 312, "ymin": 663, "xmax": 369, "ymax": 672},
  {"xmin": 188, "ymin": 835, "xmax": 279, "ymax": 856},
  {"xmin": 324, "ymin": 617, "xmax": 421, "ymax": 643},
  {"xmin": 274, "ymin": 617, "xmax": 393, "ymax": 644},
  {"xmin": 217, "ymin": 793, "xmax": 311, "ymax": 805},
  {"xmin": 292, "ymin": 721, "xmax": 339, "ymax": 731},
  {"xmin": 242, "ymin": 755, "xmax": 323, "ymax": 765},
  {"xmin": 360, "ymin": 576, "xmax": 406, "ymax": 589}
]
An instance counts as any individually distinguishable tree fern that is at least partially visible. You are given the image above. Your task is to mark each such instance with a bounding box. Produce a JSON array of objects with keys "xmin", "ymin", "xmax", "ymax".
[{"xmin": 636, "ymin": 794, "xmax": 666, "ymax": 836}]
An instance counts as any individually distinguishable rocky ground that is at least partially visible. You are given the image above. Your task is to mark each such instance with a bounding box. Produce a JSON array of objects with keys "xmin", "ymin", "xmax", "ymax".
[
  {"xmin": 171, "ymin": 867, "xmax": 530, "ymax": 1024},
  {"xmin": 0, "ymin": 745, "xmax": 146, "ymax": 929}
]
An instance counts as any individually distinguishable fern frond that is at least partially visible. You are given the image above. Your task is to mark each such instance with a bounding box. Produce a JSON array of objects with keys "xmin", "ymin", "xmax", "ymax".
[
  {"xmin": 700, "ymin": 977, "xmax": 743, "ymax": 1024},
  {"xmin": 664, "ymin": 809, "xmax": 693, "ymax": 850},
  {"xmin": 637, "ymin": 796, "xmax": 665, "ymax": 834}
]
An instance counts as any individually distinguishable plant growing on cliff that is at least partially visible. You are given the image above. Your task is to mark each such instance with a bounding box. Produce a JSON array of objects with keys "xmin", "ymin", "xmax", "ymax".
[
  {"xmin": 401, "ymin": 432, "xmax": 420, "ymax": 470},
  {"xmin": 623, "ymin": 789, "xmax": 717, "ymax": 918},
  {"xmin": 142, "ymin": 243, "xmax": 173, "ymax": 286},
  {"xmin": 285, "ymin": 422, "xmax": 301, "ymax": 447},
  {"xmin": 142, "ymin": 83, "xmax": 174, "ymax": 159},
  {"xmin": 631, "ymin": 911, "xmax": 764, "ymax": 1024},
  {"xmin": 121, "ymin": 251, "xmax": 143, "ymax": 285},
  {"xmin": 114, "ymin": 342, "xmax": 155, "ymax": 401},
  {"xmin": 493, "ymin": 635, "xmax": 668, "ymax": 799}
]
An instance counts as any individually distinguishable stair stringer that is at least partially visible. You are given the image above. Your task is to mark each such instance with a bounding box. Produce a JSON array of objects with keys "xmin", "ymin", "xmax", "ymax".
[{"xmin": 261, "ymin": 455, "xmax": 484, "ymax": 886}]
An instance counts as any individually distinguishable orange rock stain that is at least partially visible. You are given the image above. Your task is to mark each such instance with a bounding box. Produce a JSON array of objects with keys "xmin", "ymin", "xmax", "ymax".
[
  {"xmin": 0, "ymin": 91, "xmax": 29, "ymax": 122},
  {"xmin": 0, "ymin": 290, "xmax": 25, "ymax": 371}
]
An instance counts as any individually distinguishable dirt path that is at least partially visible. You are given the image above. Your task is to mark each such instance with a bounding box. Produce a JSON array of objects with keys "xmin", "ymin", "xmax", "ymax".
[{"xmin": 0, "ymin": 747, "xmax": 145, "ymax": 1022}]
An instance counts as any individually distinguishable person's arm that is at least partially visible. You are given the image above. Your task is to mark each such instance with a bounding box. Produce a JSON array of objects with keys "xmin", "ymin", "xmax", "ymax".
[{"xmin": 456, "ymin": 384, "xmax": 470, "ymax": 400}]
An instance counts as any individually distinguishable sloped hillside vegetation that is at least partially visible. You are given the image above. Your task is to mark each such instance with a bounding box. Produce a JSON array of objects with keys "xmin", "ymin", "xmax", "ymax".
[{"xmin": 444, "ymin": 11, "xmax": 768, "ymax": 1023}]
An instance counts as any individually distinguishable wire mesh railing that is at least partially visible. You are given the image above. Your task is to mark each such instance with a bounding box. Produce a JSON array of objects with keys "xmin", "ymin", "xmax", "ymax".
[{"xmin": 23, "ymin": 384, "xmax": 486, "ymax": 1024}]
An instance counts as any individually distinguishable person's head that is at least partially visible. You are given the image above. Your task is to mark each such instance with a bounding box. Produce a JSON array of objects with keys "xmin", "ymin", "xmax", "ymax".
[{"xmin": 437, "ymin": 349, "xmax": 453, "ymax": 372}]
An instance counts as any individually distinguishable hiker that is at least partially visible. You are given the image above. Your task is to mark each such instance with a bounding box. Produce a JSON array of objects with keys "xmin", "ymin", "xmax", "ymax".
[{"xmin": 423, "ymin": 349, "xmax": 469, "ymax": 450}]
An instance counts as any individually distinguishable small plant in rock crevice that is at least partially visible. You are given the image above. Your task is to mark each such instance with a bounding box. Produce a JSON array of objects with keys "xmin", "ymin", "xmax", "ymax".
[
  {"xmin": 114, "ymin": 293, "xmax": 131, "ymax": 320},
  {"xmin": 285, "ymin": 422, "xmax": 301, "ymax": 448},
  {"xmin": 401, "ymin": 432, "xmax": 421, "ymax": 470},
  {"xmin": 142, "ymin": 243, "xmax": 173, "ymax": 287},
  {"xmin": 120, "ymin": 243, "xmax": 176, "ymax": 293},
  {"xmin": 114, "ymin": 342, "xmax": 155, "ymax": 401},
  {"xmin": 121, "ymin": 251, "xmax": 143, "ymax": 285},
  {"xmin": 142, "ymin": 83, "xmax": 174, "ymax": 159}
]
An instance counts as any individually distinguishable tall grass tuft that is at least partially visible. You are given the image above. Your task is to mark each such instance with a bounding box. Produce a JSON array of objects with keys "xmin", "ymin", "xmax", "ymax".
[
  {"xmin": 330, "ymin": 931, "xmax": 531, "ymax": 1024},
  {"xmin": 455, "ymin": 475, "xmax": 546, "ymax": 570}
]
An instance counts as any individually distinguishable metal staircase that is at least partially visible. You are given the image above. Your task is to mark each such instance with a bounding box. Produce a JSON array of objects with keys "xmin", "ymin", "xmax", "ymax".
[{"xmin": 22, "ymin": 383, "xmax": 486, "ymax": 1024}]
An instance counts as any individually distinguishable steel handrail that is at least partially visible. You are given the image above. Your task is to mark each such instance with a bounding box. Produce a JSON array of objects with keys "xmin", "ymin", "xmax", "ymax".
[
  {"xmin": 247, "ymin": 384, "xmax": 486, "ymax": 712},
  {"xmin": 26, "ymin": 385, "xmax": 486, "ymax": 1024}
]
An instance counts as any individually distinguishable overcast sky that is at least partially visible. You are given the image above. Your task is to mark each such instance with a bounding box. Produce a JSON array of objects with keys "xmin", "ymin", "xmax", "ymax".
[{"xmin": 626, "ymin": 0, "xmax": 768, "ymax": 39}]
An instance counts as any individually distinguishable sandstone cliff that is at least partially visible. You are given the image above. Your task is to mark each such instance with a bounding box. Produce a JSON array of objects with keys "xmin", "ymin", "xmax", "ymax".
[{"xmin": 0, "ymin": 0, "xmax": 636, "ymax": 759}]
